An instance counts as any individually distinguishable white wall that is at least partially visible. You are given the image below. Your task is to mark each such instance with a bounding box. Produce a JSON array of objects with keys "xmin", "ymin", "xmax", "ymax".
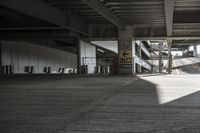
[
  {"xmin": 80, "ymin": 40, "xmax": 96, "ymax": 74},
  {"xmin": 1, "ymin": 41, "xmax": 77, "ymax": 74},
  {"xmin": 171, "ymin": 51, "xmax": 183, "ymax": 56},
  {"xmin": 188, "ymin": 45, "xmax": 200, "ymax": 55},
  {"xmin": 91, "ymin": 41, "xmax": 118, "ymax": 53}
]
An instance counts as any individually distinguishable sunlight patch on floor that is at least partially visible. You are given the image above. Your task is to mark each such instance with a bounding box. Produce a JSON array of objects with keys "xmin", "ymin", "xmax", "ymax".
[
  {"xmin": 141, "ymin": 75, "xmax": 200, "ymax": 105},
  {"xmin": 156, "ymin": 87, "xmax": 200, "ymax": 104}
]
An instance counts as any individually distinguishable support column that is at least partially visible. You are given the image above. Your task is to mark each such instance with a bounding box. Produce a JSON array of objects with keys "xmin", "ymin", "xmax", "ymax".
[
  {"xmin": 138, "ymin": 43, "xmax": 142, "ymax": 73},
  {"xmin": 79, "ymin": 40, "xmax": 97, "ymax": 74},
  {"xmin": 150, "ymin": 46, "xmax": 154, "ymax": 73},
  {"xmin": 167, "ymin": 39, "xmax": 172, "ymax": 74},
  {"xmin": 0, "ymin": 41, "xmax": 2, "ymax": 76},
  {"xmin": 182, "ymin": 50, "xmax": 185, "ymax": 56},
  {"xmin": 193, "ymin": 45, "xmax": 198, "ymax": 57},
  {"xmin": 158, "ymin": 42, "xmax": 163, "ymax": 73},
  {"xmin": 118, "ymin": 25, "xmax": 135, "ymax": 74},
  {"xmin": 77, "ymin": 38, "xmax": 81, "ymax": 74}
]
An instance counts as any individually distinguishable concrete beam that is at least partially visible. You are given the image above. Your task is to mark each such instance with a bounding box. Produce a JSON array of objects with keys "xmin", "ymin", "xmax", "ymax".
[
  {"xmin": 133, "ymin": 24, "xmax": 165, "ymax": 28},
  {"xmin": 172, "ymin": 37, "xmax": 200, "ymax": 40},
  {"xmin": 0, "ymin": 31, "xmax": 76, "ymax": 40},
  {"xmin": 135, "ymin": 37, "xmax": 167, "ymax": 41},
  {"xmin": 0, "ymin": 6, "xmax": 20, "ymax": 20},
  {"xmin": 0, "ymin": 27, "xmax": 68, "ymax": 31},
  {"xmin": 135, "ymin": 36, "xmax": 200, "ymax": 41},
  {"xmin": 173, "ymin": 43, "xmax": 199, "ymax": 46},
  {"xmin": 164, "ymin": 0, "xmax": 175, "ymax": 36},
  {"xmin": 82, "ymin": 0, "xmax": 124, "ymax": 28},
  {"xmin": 174, "ymin": 23, "xmax": 200, "ymax": 26},
  {"xmin": 86, "ymin": 36, "xmax": 200, "ymax": 42},
  {"xmin": 0, "ymin": 0, "xmax": 89, "ymax": 36},
  {"xmin": 85, "ymin": 37, "xmax": 117, "ymax": 42}
]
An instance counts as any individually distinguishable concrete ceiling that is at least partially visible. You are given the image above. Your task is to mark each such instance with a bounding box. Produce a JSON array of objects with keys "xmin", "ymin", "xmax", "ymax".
[{"xmin": 0, "ymin": 0, "xmax": 200, "ymax": 48}]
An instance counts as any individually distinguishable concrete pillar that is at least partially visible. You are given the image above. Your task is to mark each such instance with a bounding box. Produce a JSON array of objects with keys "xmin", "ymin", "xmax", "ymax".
[
  {"xmin": 138, "ymin": 43, "xmax": 142, "ymax": 58},
  {"xmin": 158, "ymin": 42, "xmax": 163, "ymax": 73},
  {"xmin": 138, "ymin": 65, "xmax": 142, "ymax": 73},
  {"xmin": 0, "ymin": 41, "xmax": 2, "ymax": 76},
  {"xmin": 137, "ymin": 64, "xmax": 142, "ymax": 73},
  {"xmin": 79, "ymin": 40, "xmax": 96, "ymax": 74},
  {"xmin": 150, "ymin": 46, "xmax": 154, "ymax": 73},
  {"xmin": 138, "ymin": 43, "xmax": 142, "ymax": 73},
  {"xmin": 167, "ymin": 39, "xmax": 172, "ymax": 74},
  {"xmin": 193, "ymin": 45, "xmax": 198, "ymax": 57},
  {"xmin": 187, "ymin": 47, "xmax": 190, "ymax": 55},
  {"xmin": 77, "ymin": 38, "xmax": 81, "ymax": 74},
  {"xmin": 182, "ymin": 50, "xmax": 185, "ymax": 56},
  {"xmin": 118, "ymin": 25, "xmax": 135, "ymax": 74}
]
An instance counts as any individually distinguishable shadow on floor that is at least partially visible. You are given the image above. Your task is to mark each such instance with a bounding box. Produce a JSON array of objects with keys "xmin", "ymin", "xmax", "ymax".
[{"xmin": 0, "ymin": 75, "xmax": 200, "ymax": 132}]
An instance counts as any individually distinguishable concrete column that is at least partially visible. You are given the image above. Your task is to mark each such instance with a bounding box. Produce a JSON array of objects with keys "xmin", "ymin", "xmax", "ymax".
[
  {"xmin": 138, "ymin": 43, "xmax": 142, "ymax": 73},
  {"xmin": 138, "ymin": 43, "xmax": 142, "ymax": 58},
  {"xmin": 138, "ymin": 66, "xmax": 142, "ymax": 73},
  {"xmin": 133, "ymin": 41, "xmax": 136, "ymax": 74},
  {"xmin": 118, "ymin": 25, "xmax": 135, "ymax": 74},
  {"xmin": 77, "ymin": 38, "xmax": 81, "ymax": 74},
  {"xmin": 79, "ymin": 40, "xmax": 96, "ymax": 74},
  {"xmin": 137, "ymin": 64, "xmax": 142, "ymax": 73},
  {"xmin": 0, "ymin": 41, "xmax": 2, "ymax": 76},
  {"xmin": 158, "ymin": 42, "xmax": 163, "ymax": 73},
  {"xmin": 187, "ymin": 47, "xmax": 190, "ymax": 55},
  {"xmin": 150, "ymin": 46, "xmax": 154, "ymax": 73},
  {"xmin": 167, "ymin": 39, "xmax": 172, "ymax": 74},
  {"xmin": 193, "ymin": 45, "xmax": 198, "ymax": 57},
  {"xmin": 182, "ymin": 50, "xmax": 185, "ymax": 56}
]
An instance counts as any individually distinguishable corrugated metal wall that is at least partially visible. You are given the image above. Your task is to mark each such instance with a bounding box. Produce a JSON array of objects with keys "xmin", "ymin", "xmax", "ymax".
[{"xmin": 1, "ymin": 41, "xmax": 77, "ymax": 74}]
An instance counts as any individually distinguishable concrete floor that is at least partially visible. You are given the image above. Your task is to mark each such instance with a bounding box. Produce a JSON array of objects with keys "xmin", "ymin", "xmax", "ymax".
[
  {"xmin": 0, "ymin": 74, "xmax": 200, "ymax": 133},
  {"xmin": 173, "ymin": 57, "xmax": 200, "ymax": 74}
]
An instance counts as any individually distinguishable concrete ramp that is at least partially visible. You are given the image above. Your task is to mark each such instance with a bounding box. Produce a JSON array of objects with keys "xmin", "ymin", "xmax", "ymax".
[{"xmin": 172, "ymin": 57, "xmax": 200, "ymax": 74}]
